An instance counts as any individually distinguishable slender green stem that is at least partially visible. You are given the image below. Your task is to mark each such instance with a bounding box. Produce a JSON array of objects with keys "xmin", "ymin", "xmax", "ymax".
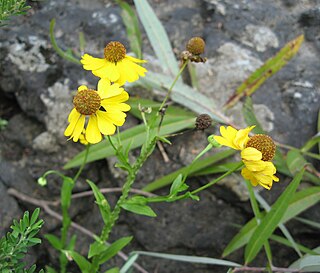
[
  {"xmin": 60, "ymin": 144, "xmax": 90, "ymax": 273},
  {"xmin": 158, "ymin": 60, "xmax": 189, "ymax": 112},
  {"xmin": 73, "ymin": 144, "xmax": 91, "ymax": 182},
  {"xmin": 191, "ymin": 162, "xmax": 243, "ymax": 195}
]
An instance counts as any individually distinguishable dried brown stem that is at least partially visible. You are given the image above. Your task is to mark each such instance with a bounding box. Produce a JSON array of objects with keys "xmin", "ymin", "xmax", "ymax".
[{"xmin": 7, "ymin": 188, "xmax": 149, "ymax": 273}]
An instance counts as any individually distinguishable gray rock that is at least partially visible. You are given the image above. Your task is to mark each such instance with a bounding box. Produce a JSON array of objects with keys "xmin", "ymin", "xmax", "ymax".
[
  {"xmin": 241, "ymin": 24, "xmax": 279, "ymax": 52},
  {"xmin": 0, "ymin": 182, "xmax": 22, "ymax": 237}
]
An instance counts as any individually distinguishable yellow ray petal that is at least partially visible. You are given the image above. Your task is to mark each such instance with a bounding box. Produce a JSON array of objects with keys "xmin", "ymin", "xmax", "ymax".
[
  {"xmin": 125, "ymin": 55, "xmax": 147, "ymax": 63},
  {"xmin": 86, "ymin": 115, "xmax": 102, "ymax": 144},
  {"xmin": 96, "ymin": 111, "xmax": 117, "ymax": 135},
  {"xmin": 93, "ymin": 62, "xmax": 120, "ymax": 82},
  {"xmin": 97, "ymin": 80, "xmax": 124, "ymax": 99},
  {"xmin": 81, "ymin": 54, "xmax": 107, "ymax": 70},
  {"xmin": 72, "ymin": 115, "xmax": 85, "ymax": 142},
  {"xmin": 241, "ymin": 147, "xmax": 262, "ymax": 161}
]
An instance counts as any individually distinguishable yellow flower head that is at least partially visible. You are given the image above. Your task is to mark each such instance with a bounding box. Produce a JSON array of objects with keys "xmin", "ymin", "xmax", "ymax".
[
  {"xmin": 64, "ymin": 79, "xmax": 131, "ymax": 144},
  {"xmin": 214, "ymin": 126, "xmax": 279, "ymax": 190},
  {"xmin": 81, "ymin": 41, "xmax": 147, "ymax": 86}
]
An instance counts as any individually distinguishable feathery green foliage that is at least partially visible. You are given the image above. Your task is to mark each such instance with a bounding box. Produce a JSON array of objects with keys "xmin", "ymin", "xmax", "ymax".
[
  {"xmin": 0, "ymin": 0, "xmax": 31, "ymax": 26},
  {"xmin": 0, "ymin": 208, "xmax": 44, "ymax": 273}
]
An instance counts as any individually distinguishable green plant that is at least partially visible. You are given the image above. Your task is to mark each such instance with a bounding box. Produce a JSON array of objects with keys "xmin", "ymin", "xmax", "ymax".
[
  {"xmin": 0, "ymin": 208, "xmax": 44, "ymax": 273},
  {"xmin": 0, "ymin": 0, "xmax": 31, "ymax": 26}
]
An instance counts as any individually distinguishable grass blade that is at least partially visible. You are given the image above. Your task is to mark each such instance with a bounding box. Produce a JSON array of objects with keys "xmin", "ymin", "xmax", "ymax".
[
  {"xmin": 244, "ymin": 168, "xmax": 305, "ymax": 264},
  {"xmin": 116, "ymin": 0, "xmax": 142, "ymax": 58},
  {"xmin": 132, "ymin": 251, "xmax": 242, "ymax": 267},
  {"xmin": 64, "ymin": 116, "xmax": 195, "ymax": 169},
  {"xmin": 225, "ymin": 35, "xmax": 304, "ymax": 109},
  {"xmin": 140, "ymin": 71, "xmax": 226, "ymax": 122},
  {"xmin": 142, "ymin": 149, "xmax": 236, "ymax": 192},
  {"xmin": 133, "ymin": 0, "xmax": 179, "ymax": 77}
]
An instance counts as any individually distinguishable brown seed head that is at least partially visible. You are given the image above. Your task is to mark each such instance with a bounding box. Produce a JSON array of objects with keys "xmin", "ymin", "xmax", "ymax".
[
  {"xmin": 186, "ymin": 37, "xmax": 206, "ymax": 55},
  {"xmin": 73, "ymin": 89, "xmax": 101, "ymax": 115},
  {"xmin": 246, "ymin": 134, "xmax": 276, "ymax": 161},
  {"xmin": 195, "ymin": 114, "xmax": 212, "ymax": 130},
  {"xmin": 104, "ymin": 41, "xmax": 126, "ymax": 63}
]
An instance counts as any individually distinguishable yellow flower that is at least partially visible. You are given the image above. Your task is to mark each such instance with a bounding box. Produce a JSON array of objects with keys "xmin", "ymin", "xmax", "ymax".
[
  {"xmin": 81, "ymin": 41, "xmax": 147, "ymax": 85},
  {"xmin": 64, "ymin": 79, "xmax": 130, "ymax": 144},
  {"xmin": 214, "ymin": 126, "xmax": 279, "ymax": 190}
]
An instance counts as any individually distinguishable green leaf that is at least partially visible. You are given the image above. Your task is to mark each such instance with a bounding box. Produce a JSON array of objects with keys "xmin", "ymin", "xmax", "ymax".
[
  {"xmin": 295, "ymin": 217, "xmax": 320, "ymax": 230},
  {"xmin": 225, "ymin": 35, "xmax": 304, "ymax": 109},
  {"xmin": 301, "ymin": 135, "xmax": 320, "ymax": 153},
  {"xmin": 242, "ymin": 97, "xmax": 265, "ymax": 134},
  {"xmin": 67, "ymin": 234, "xmax": 77, "ymax": 251},
  {"xmin": 223, "ymin": 186, "xmax": 320, "ymax": 257},
  {"xmin": 169, "ymin": 174, "xmax": 184, "ymax": 196},
  {"xmin": 286, "ymin": 149, "xmax": 308, "ymax": 175},
  {"xmin": 140, "ymin": 71, "xmax": 225, "ymax": 123},
  {"xmin": 291, "ymin": 255, "xmax": 320, "ymax": 272},
  {"xmin": 61, "ymin": 176, "xmax": 74, "ymax": 209},
  {"xmin": 87, "ymin": 180, "xmax": 111, "ymax": 225},
  {"xmin": 193, "ymin": 162, "xmax": 241, "ymax": 176},
  {"xmin": 244, "ymin": 168, "xmax": 305, "ymax": 264},
  {"xmin": 98, "ymin": 237, "xmax": 133, "ymax": 265},
  {"xmin": 116, "ymin": 0, "xmax": 142, "ymax": 58},
  {"xmin": 120, "ymin": 202, "xmax": 157, "ymax": 217},
  {"xmin": 104, "ymin": 268, "xmax": 120, "ymax": 273},
  {"xmin": 143, "ymin": 149, "xmax": 236, "ymax": 192},
  {"xmin": 65, "ymin": 251, "xmax": 91, "ymax": 273},
  {"xmin": 133, "ymin": 0, "xmax": 179, "ymax": 77},
  {"xmin": 120, "ymin": 253, "xmax": 139, "ymax": 273},
  {"xmin": 45, "ymin": 234, "xmax": 62, "ymax": 250},
  {"xmin": 270, "ymin": 234, "xmax": 318, "ymax": 255},
  {"xmin": 64, "ymin": 116, "xmax": 195, "ymax": 169},
  {"xmin": 30, "ymin": 208, "xmax": 40, "ymax": 226},
  {"xmin": 88, "ymin": 241, "xmax": 108, "ymax": 259},
  {"xmin": 132, "ymin": 251, "xmax": 242, "ymax": 267}
]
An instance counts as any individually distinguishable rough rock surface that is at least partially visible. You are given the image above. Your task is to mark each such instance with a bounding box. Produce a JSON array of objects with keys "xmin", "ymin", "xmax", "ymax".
[{"xmin": 0, "ymin": 0, "xmax": 319, "ymax": 272}]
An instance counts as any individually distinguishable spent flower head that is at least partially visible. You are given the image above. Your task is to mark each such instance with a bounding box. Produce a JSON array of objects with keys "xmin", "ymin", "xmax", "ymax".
[
  {"xmin": 64, "ymin": 79, "xmax": 130, "ymax": 144},
  {"xmin": 81, "ymin": 41, "xmax": 147, "ymax": 85},
  {"xmin": 181, "ymin": 36, "xmax": 207, "ymax": 63},
  {"xmin": 214, "ymin": 125, "xmax": 279, "ymax": 190}
]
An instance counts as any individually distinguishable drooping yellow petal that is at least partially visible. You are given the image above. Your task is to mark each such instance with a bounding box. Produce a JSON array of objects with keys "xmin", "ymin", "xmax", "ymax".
[
  {"xmin": 97, "ymin": 80, "xmax": 124, "ymax": 99},
  {"xmin": 97, "ymin": 110, "xmax": 126, "ymax": 126},
  {"xmin": 96, "ymin": 111, "xmax": 117, "ymax": 135},
  {"xmin": 241, "ymin": 147, "xmax": 262, "ymax": 161},
  {"xmin": 81, "ymin": 54, "xmax": 107, "ymax": 70},
  {"xmin": 72, "ymin": 115, "xmax": 85, "ymax": 142},
  {"xmin": 234, "ymin": 126, "xmax": 255, "ymax": 149},
  {"xmin": 241, "ymin": 168, "xmax": 259, "ymax": 186},
  {"xmin": 116, "ymin": 59, "xmax": 147, "ymax": 85},
  {"xmin": 243, "ymin": 159, "xmax": 266, "ymax": 172},
  {"xmin": 125, "ymin": 55, "xmax": 147, "ymax": 63},
  {"xmin": 67, "ymin": 108, "xmax": 80, "ymax": 123},
  {"xmin": 86, "ymin": 115, "xmax": 102, "ymax": 144},
  {"xmin": 64, "ymin": 109, "xmax": 81, "ymax": 137},
  {"xmin": 214, "ymin": 126, "xmax": 238, "ymax": 150},
  {"xmin": 101, "ymin": 101, "xmax": 131, "ymax": 112},
  {"xmin": 92, "ymin": 62, "xmax": 120, "ymax": 82}
]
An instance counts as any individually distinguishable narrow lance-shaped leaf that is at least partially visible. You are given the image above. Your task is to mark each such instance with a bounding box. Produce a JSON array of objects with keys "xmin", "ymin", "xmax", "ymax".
[
  {"xmin": 225, "ymin": 35, "xmax": 304, "ymax": 109},
  {"xmin": 116, "ymin": 0, "xmax": 142, "ymax": 58},
  {"xmin": 244, "ymin": 168, "xmax": 305, "ymax": 264},
  {"xmin": 133, "ymin": 0, "xmax": 179, "ymax": 77},
  {"xmin": 223, "ymin": 186, "xmax": 320, "ymax": 257}
]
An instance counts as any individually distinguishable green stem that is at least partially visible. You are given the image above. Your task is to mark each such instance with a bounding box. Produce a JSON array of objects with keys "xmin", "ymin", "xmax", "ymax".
[
  {"xmin": 191, "ymin": 162, "xmax": 243, "ymax": 195},
  {"xmin": 158, "ymin": 60, "xmax": 189, "ymax": 112},
  {"xmin": 73, "ymin": 144, "xmax": 91, "ymax": 182},
  {"xmin": 60, "ymin": 144, "xmax": 90, "ymax": 273}
]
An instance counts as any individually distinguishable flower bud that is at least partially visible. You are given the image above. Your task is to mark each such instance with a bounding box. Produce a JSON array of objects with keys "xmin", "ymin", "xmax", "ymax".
[
  {"xmin": 186, "ymin": 37, "xmax": 206, "ymax": 55},
  {"xmin": 208, "ymin": 135, "xmax": 222, "ymax": 148}
]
